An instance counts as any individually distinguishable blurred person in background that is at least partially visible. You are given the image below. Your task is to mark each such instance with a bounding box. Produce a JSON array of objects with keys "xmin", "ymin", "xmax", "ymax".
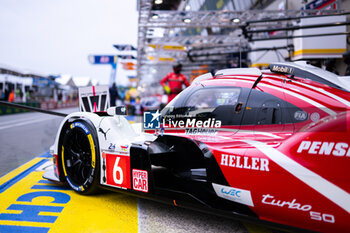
[
  {"xmin": 109, "ymin": 83, "xmax": 121, "ymax": 106},
  {"xmin": 342, "ymin": 51, "xmax": 350, "ymax": 76},
  {"xmin": 4, "ymin": 84, "xmax": 10, "ymax": 101},
  {"xmin": 15, "ymin": 88, "xmax": 23, "ymax": 102},
  {"xmin": 160, "ymin": 63, "xmax": 189, "ymax": 103},
  {"xmin": 324, "ymin": 59, "xmax": 339, "ymax": 75},
  {"xmin": 8, "ymin": 89, "xmax": 14, "ymax": 102},
  {"xmin": 134, "ymin": 96, "xmax": 141, "ymax": 115},
  {"xmin": 58, "ymin": 91, "xmax": 63, "ymax": 104},
  {"xmin": 0, "ymin": 89, "xmax": 4, "ymax": 100}
]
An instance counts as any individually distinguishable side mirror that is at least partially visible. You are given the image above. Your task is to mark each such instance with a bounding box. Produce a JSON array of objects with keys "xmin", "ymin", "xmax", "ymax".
[{"xmin": 107, "ymin": 106, "xmax": 127, "ymax": 116}]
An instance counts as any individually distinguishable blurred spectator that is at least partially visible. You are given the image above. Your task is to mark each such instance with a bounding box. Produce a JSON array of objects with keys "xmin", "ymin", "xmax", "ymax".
[
  {"xmin": 8, "ymin": 90, "xmax": 14, "ymax": 102},
  {"xmin": 124, "ymin": 92, "xmax": 130, "ymax": 105},
  {"xmin": 26, "ymin": 90, "xmax": 30, "ymax": 102},
  {"xmin": 15, "ymin": 88, "xmax": 22, "ymax": 102},
  {"xmin": 0, "ymin": 89, "xmax": 4, "ymax": 100},
  {"xmin": 342, "ymin": 51, "xmax": 350, "ymax": 76},
  {"xmin": 58, "ymin": 91, "xmax": 63, "ymax": 103},
  {"xmin": 4, "ymin": 85, "xmax": 9, "ymax": 101},
  {"xmin": 324, "ymin": 59, "xmax": 339, "ymax": 75},
  {"xmin": 160, "ymin": 63, "xmax": 189, "ymax": 103},
  {"xmin": 134, "ymin": 97, "xmax": 141, "ymax": 115},
  {"xmin": 109, "ymin": 83, "xmax": 121, "ymax": 106}
]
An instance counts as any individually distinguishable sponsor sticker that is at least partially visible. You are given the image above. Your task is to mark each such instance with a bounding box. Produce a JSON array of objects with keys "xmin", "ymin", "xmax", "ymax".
[
  {"xmin": 310, "ymin": 112, "xmax": 320, "ymax": 122},
  {"xmin": 132, "ymin": 169, "xmax": 148, "ymax": 193},
  {"xmin": 220, "ymin": 154, "xmax": 270, "ymax": 172},
  {"xmin": 271, "ymin": 65, "xmax": 294, "ymax": 74},
  {"xmin": 294, "ymin": 111, "xmax": 308, "ymax": 121},
  {"xmin": 120, "ymin": 145, "xmax": 129, "ymax": 152},
  {"xmin": 261, "ymin": 194, "xmax": 312, "ymax": 211},
  {"xmin": 212, "ymin": 183, "xmax": 254, "ymax": 207},
  {"xmin": 185, "ymin": 128, "xmax": 217, "ymax": 135},
  {"xmin": 297, "ymin": 141, "xmax": 350, "ymax": 157},
  {"xmin": 71, "ymin": 122, "xmax": 90, "ymax": 134}
]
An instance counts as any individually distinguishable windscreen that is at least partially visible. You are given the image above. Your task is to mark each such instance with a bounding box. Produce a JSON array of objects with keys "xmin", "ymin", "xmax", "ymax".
[{"xmin": 161, "ymin": 87, "xmax": 241, "ymax": 126}]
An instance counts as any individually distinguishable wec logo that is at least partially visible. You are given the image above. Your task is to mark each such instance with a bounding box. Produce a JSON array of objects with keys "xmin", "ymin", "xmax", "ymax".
[
  {"xmin": 221, "ymin": 188, "xmax": 241, "ymax": 198},
  {"xmin": 212, "ymin": 183, "xmax": 254, "ymax": 207}
]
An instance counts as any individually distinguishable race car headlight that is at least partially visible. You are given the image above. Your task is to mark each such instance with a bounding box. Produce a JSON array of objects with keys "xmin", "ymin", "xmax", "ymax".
[{"xmin": 52, "ymin": 154, "xmax": 60, "ymax": 177}]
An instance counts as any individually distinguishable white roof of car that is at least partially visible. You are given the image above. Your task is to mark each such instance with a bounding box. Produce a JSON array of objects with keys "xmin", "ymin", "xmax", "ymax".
[
  {"xmin": 215, "ymin": 68, "xmax": 262, "ymax": 77},
  {"xmin": 272, "ymin": 61, "xmax": 350, "ymax": 92}
]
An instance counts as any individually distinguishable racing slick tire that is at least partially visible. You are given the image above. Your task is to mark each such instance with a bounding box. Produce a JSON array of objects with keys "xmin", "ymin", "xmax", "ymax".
[{"xmin": 60, "ymin": 120, "xmax": 100, "ymax": 194}]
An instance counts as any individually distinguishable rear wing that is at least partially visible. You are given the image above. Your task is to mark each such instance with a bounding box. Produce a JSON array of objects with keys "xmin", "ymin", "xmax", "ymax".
[{"xmin": 79, "ymin": 86, "xmax": 110, "ymax": 112}]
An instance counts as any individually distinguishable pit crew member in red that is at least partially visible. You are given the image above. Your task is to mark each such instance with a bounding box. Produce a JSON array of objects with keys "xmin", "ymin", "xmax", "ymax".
[{"xmin": 160, "ymin": 63, "xmax": 190, "ymax": 103}]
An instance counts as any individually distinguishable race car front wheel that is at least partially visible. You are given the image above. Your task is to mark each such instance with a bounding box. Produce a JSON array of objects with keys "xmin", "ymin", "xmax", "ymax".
[{"xmin": 60, "ymin": 120, "xmax": 100, "ymax": 194}]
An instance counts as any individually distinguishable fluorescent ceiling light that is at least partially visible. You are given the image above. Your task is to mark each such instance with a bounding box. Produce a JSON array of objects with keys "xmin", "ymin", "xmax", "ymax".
[{"xmin": 232, "ymin": 18, "xmax": 240, "ymax": 23}]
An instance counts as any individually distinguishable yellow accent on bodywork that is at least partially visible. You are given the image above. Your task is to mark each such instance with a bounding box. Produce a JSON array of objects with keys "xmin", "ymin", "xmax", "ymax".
[
  {"xmin": 87, "ymin": 134, "xmax": 95, "ymax": 168},
  {"xmin": 62, "ymin": 146, "xmax": 67, "ymax": 176}
]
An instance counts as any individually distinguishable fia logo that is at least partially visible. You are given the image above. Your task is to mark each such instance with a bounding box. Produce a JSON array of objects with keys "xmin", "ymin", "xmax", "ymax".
[{"xmin": 143, "ymin": 110, "xmax": 161, "ymax": 129}]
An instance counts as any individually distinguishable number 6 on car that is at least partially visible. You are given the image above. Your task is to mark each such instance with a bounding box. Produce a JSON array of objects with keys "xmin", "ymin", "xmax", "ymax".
[{"xmin": 106, "ymin": 153, "xmax": 131, "ymax": 189}]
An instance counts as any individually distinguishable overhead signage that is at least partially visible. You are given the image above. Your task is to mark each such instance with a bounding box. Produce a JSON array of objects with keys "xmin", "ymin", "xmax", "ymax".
[
  {"xmin": 147, "ymin": 56, "xmax": 176, "ymax": 62},
  {"xmin": 119, "ymin": 55, "xmax": 136, "ymax": 60},
  {"xmin": 88, "ymin": 55, "xmax": 118, "ymax": 65},
  {"xmin": 88, "ymin": 55, "xmax": 136, "ymax": 65},
  {"xmin": 121, "ymin": 62, "xmax": 136, "ymax": 70},
  {"xmin": 303, "ymin": 0, "xmax": 337, "ymax": 10},
  {"xmin": 114, "ymin": 44, "xmax": 137, "ymax": 51},
  {"xmin": 148, "ymin": 44, "xmax": 186, "ymax": 51}
]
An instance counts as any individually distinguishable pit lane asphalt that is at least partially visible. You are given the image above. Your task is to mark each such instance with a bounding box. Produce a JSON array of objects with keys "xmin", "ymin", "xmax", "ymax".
[
  {"xmin": 0, "ymin": 109, "xmax": 284, "ymax": 233},
  {"xmin": 0, "ymin": 107, "xmax": 77, "ymax": 177}
]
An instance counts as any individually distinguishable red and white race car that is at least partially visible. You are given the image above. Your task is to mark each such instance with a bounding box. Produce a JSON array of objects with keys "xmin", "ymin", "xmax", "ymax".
[{"xmin": 45, "ymin": 61, "xmax": 350, "ymax": 232}]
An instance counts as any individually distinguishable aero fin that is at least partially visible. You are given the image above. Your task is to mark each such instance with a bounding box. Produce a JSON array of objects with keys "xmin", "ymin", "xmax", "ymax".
[{"xmin": 79, "ymin": 86, "xmax": 110, "ymax": 112}]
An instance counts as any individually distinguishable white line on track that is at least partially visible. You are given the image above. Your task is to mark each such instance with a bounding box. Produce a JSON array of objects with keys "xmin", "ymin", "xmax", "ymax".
[
  {"xmin": 0, "ymin": 117, "xmax": 54, "ymax": 130},
  {"xmin": 0, "ymin": 117, "xmax": 43, "ymax": 127}
]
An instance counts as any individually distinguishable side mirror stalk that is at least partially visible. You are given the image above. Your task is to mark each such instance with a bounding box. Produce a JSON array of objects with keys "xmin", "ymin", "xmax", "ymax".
[{"xmin": 107, "ymin": 106, "xmax": 127, "ymax": 116}]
